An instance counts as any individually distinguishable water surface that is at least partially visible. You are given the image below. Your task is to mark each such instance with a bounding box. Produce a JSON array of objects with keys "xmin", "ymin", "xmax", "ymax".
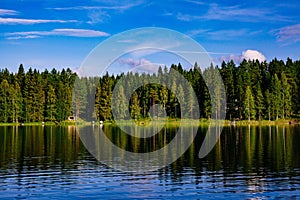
[{"xmin": 0, "ymin": 125, "xmax": 300, "ymax": 199}]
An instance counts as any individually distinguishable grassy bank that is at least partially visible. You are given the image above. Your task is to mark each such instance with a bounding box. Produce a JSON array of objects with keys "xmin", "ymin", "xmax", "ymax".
[
  {"xmin": 103, "ymin": 118, "xmax": 298, "ymax": 127},
  {"xmin": 0, "ymin": 121, "xmax": 74, "ymax": 126},
  {"xmin": 0, "ymin": 119, "xmax": 298, "ymax": 127}
]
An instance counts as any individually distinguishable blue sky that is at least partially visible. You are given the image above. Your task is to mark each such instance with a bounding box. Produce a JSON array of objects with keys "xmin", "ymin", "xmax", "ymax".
[{"xmin": 1, "ymin": 0, "xmax": 300, "ymax": 72}]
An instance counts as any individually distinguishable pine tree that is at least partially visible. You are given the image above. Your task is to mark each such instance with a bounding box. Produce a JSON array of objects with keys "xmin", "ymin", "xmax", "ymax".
[
  {"xmin": 243, "ymin": 85, "xmax": 256, "ymax": 121},
  {"xmin": 185, "ymin": 84, "xmax": 196, "ymax": 118},
  {"xmin": 273, "ymin": 74, "xmax": 282, "ymax": 120},
  {"xmin": 130, "ymin": 91, "xmax": 141, "ymax": 120},
  {"xmin": 255, "ymin": 84, "xmax": 264, "ymax": 121},
  {"xmin": 113, "ymin": 84, "xmax": 127, "ymax": 119},
  {"xmin": 169, "ymin": 78, "xmax": 178, "ymax": 118},
  {"xmin": 23, "ymin": 68, "xmax": 34, "ymax": 122},
  {"xmin": 32, "ymin": 70, "xmax": 45, "ymax": 122},
  {"xmin": 221, "ymin": 60, "xmax": 235, "ymax": 120},
  {"xmin": 177, "ymin": 84, "xmax": 185, "ymax": 118},
  {"xmin": 98, "ymin": 74, "xmax": 113, "ymax": 121},
  {"xmin": 265, "ymin": 89, "xmax": 272, "ymax": 121},
  {"xmin": 73, "ymin": 77, "xmax": 87, "ymax": 120},
  {"xmin": 11, "ymin": 82, "xmax": 22, "ymax": 123},
  {"xmin": 0, "ymin": 79, "xmax": 11, "ymax": 122},
  {"xmin": 281, "ymin": 72, "xmax": 292, "ymax": 118},
  {"xmin": 159, "ymin": 85, "xmax": 168, "ymax": 116},
  {"xmin": 45, "ymin": 84, "xmax": 56, "ymax": 122}
]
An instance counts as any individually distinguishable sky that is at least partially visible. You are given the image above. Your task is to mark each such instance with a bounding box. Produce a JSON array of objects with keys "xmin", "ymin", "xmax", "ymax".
[{"xmin": 1, "ymin": 0, "xmax": 300, "ymax": 72}]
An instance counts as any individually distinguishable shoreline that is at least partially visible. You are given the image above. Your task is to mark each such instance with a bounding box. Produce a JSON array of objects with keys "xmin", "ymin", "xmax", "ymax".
[{"xmin": 0, "ymin": 119, "xmax": 299, "ymax": 127}]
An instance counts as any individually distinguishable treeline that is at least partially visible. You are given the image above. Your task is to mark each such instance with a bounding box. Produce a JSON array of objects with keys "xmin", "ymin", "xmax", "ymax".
[
  {"xmin": 220, "ymin": 58, "xmax": 299, "ymax": 121},
  {"xmin": 74, "ymin": 58, "xmax": 300, "ymax": 122},
  {"xmin": 0, "ymin": 64, "xmax": 76, "ymax": 123},
  {"xmin": 1, "ymin": 58, "xmax": 300, "ymax": 123}
]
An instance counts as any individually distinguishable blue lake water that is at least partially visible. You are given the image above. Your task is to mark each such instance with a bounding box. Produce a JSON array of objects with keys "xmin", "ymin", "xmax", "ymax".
[{"xmin": 0, "ymin": 125, "xmax": 300, "ymax": 199}]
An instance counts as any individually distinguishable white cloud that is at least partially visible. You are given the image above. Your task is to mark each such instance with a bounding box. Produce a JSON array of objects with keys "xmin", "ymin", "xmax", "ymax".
[
  {"xmin": 49, "ymin": 1, "xmax": 146, "ymax": 24},
  {"xmin": 187, "ymin": 28, "xmax": 262, "ymax": 40},
  {"xmin": 49, "ymin": 1, "xmax": 145, "ymax": 12},
  {"xmin": 275, "ymin": 23, "xmax": 300, "ymax": 43},
  {"xmin": 87, "ymin": 10, "xmax": 110, "ymax": 24},
  {"xmin": 177, "ymin": 4, "xmax": 290, "ymax": 22},
  {"xmin": 0, "ymin": 17, "xmax": 77, "ymax": 24},
  {"xmin": 118, "ymin": 58, "xmax": 162, "ymax": 74},
  {"xmin": 184, "ymin": 0, "xmax": 205, "ymax": 5},
  {"xmin": 7, "ymin": 35, "xmax": 41, "ymax": 40},
  {"xmin": 119, "ymin": 58, "xmax": 152, "ymax": 67},
  {"xmin": 6, "ymin": 28, "xmax": 109, "ymax": 39},
  {"xmin": 218, "ymin": 49, "xmax": 266, "ymax": 63},
  {"xmin": 242, "ymin": 50, "xmax": 266, "ymax": 62},
  {"xmin": 0, "ymin": 9, "xmax": 18, "ymax": 16},
  {"xmin": 51, "ymin": 29, "xmax": 109, "ymax": 37},
  {"xmin": 50, "ymin": 5, "xmax": 135, "ymax": 11}
]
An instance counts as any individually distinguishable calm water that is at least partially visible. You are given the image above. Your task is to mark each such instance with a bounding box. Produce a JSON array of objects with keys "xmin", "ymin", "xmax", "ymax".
[{"xmin": 0, "ymin": 125, "xmax": 300, "ymax": 199}]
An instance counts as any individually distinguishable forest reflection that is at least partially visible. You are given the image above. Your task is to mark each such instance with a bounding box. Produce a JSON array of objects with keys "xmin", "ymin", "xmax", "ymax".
[{"xmin": 0, "ymin": 125, "xmax": 300, "ymax": 175}]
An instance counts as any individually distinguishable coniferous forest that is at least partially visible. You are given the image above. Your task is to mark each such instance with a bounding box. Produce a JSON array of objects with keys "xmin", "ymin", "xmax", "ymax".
[{"xmin": 1, "ymin": 58, "xmax": 300, "ymax": 123}]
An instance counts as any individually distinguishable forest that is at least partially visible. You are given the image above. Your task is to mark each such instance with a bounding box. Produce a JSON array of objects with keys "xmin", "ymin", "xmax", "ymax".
[{"xmin": 0, "ymin": 57, "xmax": 300, "ymax": 123}]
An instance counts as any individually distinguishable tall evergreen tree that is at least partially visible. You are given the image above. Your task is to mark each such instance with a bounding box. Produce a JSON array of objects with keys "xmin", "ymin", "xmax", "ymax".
[
  {"xmin": 0, "ymin": 79, "xmax": 11, "ymax": 122},
  {"xmin": 281, "ymin": 72, "xmax": 292, "ymax": 118},
  {"xmin": 45, "ymin": 84, "xmax": 56, "ymax": 122},
  {"xmin": 130, "ymin": 91, "xmax": 141, "ymax": 120},
  {"xmin": 272, "ymin": 74, "xmax": 282, "ymax": 120},
  {"xmin": 73, "ymin": 77, "xmax": 87, "ymax": 120},
  {"xmin": 113, "ymin": 85, "xmax": 127, "ymax": 119},
  {"xmin": 243, "ymin": 85, "xmax": 256, "ymax": 121},
  {"xmin": 265, "ymin": 89, "xmax": 272, "ymax": 121},
  {"xmin": 98, "ymin": 74, "xmax": 113, "ymax": 121},
  {"xmin": 255, "ymin": 84, "xmax": 264, "ymax": 121},
  {"xmin": 11, "ymin": 82, "xmax": 22, "ymax": 122}
]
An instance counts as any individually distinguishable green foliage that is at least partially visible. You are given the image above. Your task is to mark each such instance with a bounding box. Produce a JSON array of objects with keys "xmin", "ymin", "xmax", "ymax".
[
  {"xmin": 0, "ymin": 65, "xmax": 76, "ymax": 122},
  {"xmin": 130, "ymin": 91, "xmax": 141, "ymax": 120},
  {"xmin": 255, "ymin": 84, "xmax": 264, "ymax": 120},
  {"xmin": 243, "ymin": 85, "xmax": 256, "ymax": 121},
  {"xmin": 113, "ymin": 85, "xmax": 128, "ymax": 119},
  {"xmin": 0, "ymin": 57, "xmax": 300, "ymax": 123}
]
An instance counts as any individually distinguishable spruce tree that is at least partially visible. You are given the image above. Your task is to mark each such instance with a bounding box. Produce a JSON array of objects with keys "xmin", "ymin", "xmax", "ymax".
[
  {"xmin": 243, "ymin": 85, "xmax": 256, "ymax": 121},
  {"xmin": 130, "ymin": 91, "xmax": 141, "ymax": 120},
  {"xmin": 281, "ymin": 72, "xmax": 292, "ymax": 118}
]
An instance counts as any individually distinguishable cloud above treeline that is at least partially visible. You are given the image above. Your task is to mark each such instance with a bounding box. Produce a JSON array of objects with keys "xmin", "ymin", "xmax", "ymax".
[
  {"xmin": 118, "ymin": 58, "xmax": 164, "ymax": 74},
  {"xmin": 218, "ymin": 49, "xmax": 266, "ymax": 63}
]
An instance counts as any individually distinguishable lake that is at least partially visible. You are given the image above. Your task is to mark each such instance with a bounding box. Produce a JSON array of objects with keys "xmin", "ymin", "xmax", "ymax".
[{"xmin": 0, "ymin": 124, "xmax": 300, "ymax": 199}]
